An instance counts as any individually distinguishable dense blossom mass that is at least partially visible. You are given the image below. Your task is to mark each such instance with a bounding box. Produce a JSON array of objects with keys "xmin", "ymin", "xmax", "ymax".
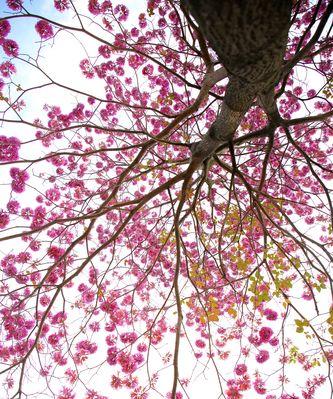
[{"xmin": 0, "ymin": 1, "xmax": 332, "ymax": 399}]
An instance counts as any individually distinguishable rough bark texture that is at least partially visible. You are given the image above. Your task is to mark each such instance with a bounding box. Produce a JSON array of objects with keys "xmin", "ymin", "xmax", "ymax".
[{"xmin": 182, "ymin": 0, "xmax": 292, "ymax": 162}]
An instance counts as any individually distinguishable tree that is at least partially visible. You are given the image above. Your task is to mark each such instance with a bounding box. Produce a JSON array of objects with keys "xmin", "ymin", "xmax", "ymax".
[{"xmin": 0, "ymin": 0, "xmax": 332, "ymax": 397}]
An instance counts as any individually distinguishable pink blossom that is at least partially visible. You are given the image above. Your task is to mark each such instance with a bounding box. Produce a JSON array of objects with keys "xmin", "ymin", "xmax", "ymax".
[
  {"xmin": 117, "ymin": 352, "xmax": 138, "ymax": 374},
  {"xmin": 65, "ymin": 368, "xmax": 78, "ymax": 384},
  {"xmin": 131, "ymin": 27, "xmax": 139, "ymax": 37},
  {"xmin": 16, "ymin": 251, "xmax": 30, "ymax": 263},
  {"xmin": 31, "ymin": 205, "xmax": 46, "ymax": 228},
  {"xmin": 48, "ymin": 333, "xmax": 60, "ymax": 346},
  {"xmin": 131, "ymin": 388, "xmax": 148, "ymax": 399},
  {"xmin": 0, "ymin": 210, "xmax": 9, "ymax": 229},
  {"xmin": 133, "ymin": 353, "xmax": 144, "ymax": 364},
  {"xmin": 259, "ymin": 327, "xmax": 274, "ymax": 343},
  {"xmin": 40, "ymin": 295, "xmax": 50, "ymax": 307},
  {"xmin": 256, "ymin": 350, "xmax": 270, "ymax": 363},
  {"xmin": 76, "ymin": 340, "xmax": 97, "ymax": 355},
  {"xmin": 0, "ymin": 61, "xmax": 16, "ymax": 77},
  {"xmin": 195, "ymin": 339, "xmax": 206, "ymax": 348},
  {"xmin": 88, "ymin": 0, "xmax": 100, "ymax": 15},
  {"xmin": 48, "ymin": 245, "xmax": 65, "ymax": 259},
  {"xmin": 253, "ymin": 378, "xmax": 266, "ymax": 395},
  {"xmin": 11, "ymin": 179, "xmax": 25, "ymax": 193},
  {"xmin": 269, "ymin": 337, "xmax": 279, "ymax": 346},
  {"xmin": 0, "ymin": 136, "xmax": 20, "ymax": 161},
  {"xmin": 54, "ymin": 0, "xmax": 69, "ymax": 11},
  {"xmin": 10, "ymin": 167, "xmax": 29, "ymax": 193},
  {"xmin": 307, "ymin": 89, "xmax": 316, "ymax": 98},
  {"xmin": 82, "ymin": 290, "xmax": 95, "ymax": 303},
  {"xmin": 302, "ymin": 290, "xmax": 313, "ymax": 300},
  {"xmin": 98, "ymin": 45, "xmax": 112, "ymax": 59},
  {"xmin": 6, "ymin": 0, "xmax": 23, "ymax": 11},
  {"xmin": 2, "ymin": 39, "xmax": 19, "ymax": 57},
  {"xmin": 7, "ymin": 200, "xmax": 19, "ymax": 213},
  {"xmin": 78, "ymin": 283, "xmax": 88, "ymax": 292},
  {"xmin": 35, "ymin": 20, "xmax": 54, "ymax": 40},
  {"xmin": 0, "ymin": 20, "xmax": 11, "ymax": 37},
  {"xmin": 80, "ymin": 59, "xmax": 94, "ymax": 79},
  {"xmin": 10, "ymin": 167, "xmax": 28, "ymax": 181},
  {"xmin": 29, "ymin": 239, "xmax": 41, "ymax": 251},
  {"xmin": 234, "ymin": 363, "xmax": 247, "ymax": 376},
  {"xmin": 51, "ymin": 311, "xmax": 67, "ymax": 325},
  {"xmin": 53, "ymin": 351, "xmax": 67, "ymax": 365},
  {"xmin": 142, "ymin": 64, "xmax": 154, "ymax": 75},
  {"xmin": 46, "ymin": 188, "xmax": 61, "ymax": 202},
  {"xmin": 138, "ymin": 13, "xmax": 147, "ymax": 29},
  {"xmin": 263, "ymin": 309, "xmax": 278, "ymax": 321},
  {"xmin": 166, "ymin": 392, "xmax": 182, "ymax": 399},
  {"xmin": 89, "ymin": 322, "xmax": 100, "ymax": 332},
  {"xmin": 57, "ymin": 386, "xmax": 75, "ymax": 399},
  {"xmin": 137, "ymin": 343, "xmax": 147, "ymax": 352},
  {"xmin": 114, "ymin": 4, "xmax": 129, "ymax": 22},
  {"xmin": 158, "ymin": 18, "xmax": 167, "ymax": 28},
  {"xmin": 111, "ymin": 375, "xmax": 123, "ymax": 389},
  {"xmin": 120, "ymin": 332, "xmax": 138, "ymax": 344}
]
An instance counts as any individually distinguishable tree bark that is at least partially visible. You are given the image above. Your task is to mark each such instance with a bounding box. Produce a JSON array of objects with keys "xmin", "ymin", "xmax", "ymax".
[{"xmin": 182, "ymin": 0, "xmax": 293, "ymax": 162}]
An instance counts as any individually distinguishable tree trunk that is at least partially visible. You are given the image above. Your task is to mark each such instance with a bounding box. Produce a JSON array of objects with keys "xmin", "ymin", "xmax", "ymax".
[{"xmin": 182, "ymin": 0, "xmax": 292, "ymax": 161}]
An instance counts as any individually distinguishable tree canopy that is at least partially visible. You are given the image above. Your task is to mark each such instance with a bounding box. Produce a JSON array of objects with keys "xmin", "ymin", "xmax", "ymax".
[{"xmin": 0, "ymin": 1, "xmax": 332, "ymax": 398}]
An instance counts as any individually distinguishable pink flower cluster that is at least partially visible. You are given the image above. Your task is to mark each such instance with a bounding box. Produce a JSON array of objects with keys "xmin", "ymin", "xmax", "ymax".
[
  {"xmin": 226, "ymin": 374, "xmax": 251, "ymax": 398},
  {"xmin": 166, "ymin": 392, "xmax": 182, "ymax": 399},
  {"xmin": 0, "ymin": 210, "xmax": 10, "ymax": 229},
  {"xmin": 7, "ymin": 199, "xmax": 20, "ymax": 213},
  {"xmin": 6, "ymin": 0, "xmax": 23, "ymax": 11},
  {"xmin": 2, "ymin": 39, "xmax": 19, "ymax": 57},
  {"xmin": 10, "ymin": 167, "xmax": 29, "ymax": 193},
  {"xmin": 35, "ymin": 20, "xmax": 54, "ymax": 40},
  {"xmin": 114, "ymin": 4, "xmax": 129, "ymax": 22},
  {"xmin": 264, "ymin": 308, "xmax": 278, "ymax": 321},
  {"xmin": 51, "ymin": 311, "xmax": 67, "ymax": 325},
  {"xmin": 255, "ymin": 349, "xmax": 270, "ymax": 363},
  {"xmin": 54, "ymin": 0, "xmax": 69, "ymax": 11},
  {"xmin": 0, "ymin": 136, "xmax": 20, "ymax": 162},
  {"xmin": 234, "ymin": 363, "xmax": 247, "ymax": 376},
  {"xmin": 258, "ymin": 327, "xmax": 274, "ymax": 343},
  {"xmin": 0, "ymin": 60, "xmax": 16, "ymax": 77},
  {"xmin": 195, "ymin": 339, "xmax": 206, "ymax": 348},
  {"xmin": 1, "ymin": 309, "xmax": 34, "ymax": 341},
  {"xmin": 0, "ymin": 20, "xmax": 11, "ymax": 37},
  {"xmin": 31, "ymin": 205, "xmax": 46, "ymax": 228},
  {"xmin": 253, "ymin": 378, "xmax": 266, "ymax": 395},
  {"xmin": 48, "ymin": 245, "xmax": 65, "ymax": 260},
  {"xmin": 107, "ymin": 347, "xmax": 144, "ymax": 374},
  {"xmin": 0, "ymin": 17, "xmax": 19, "ymax": 57},
  {"xmin": 75, "ymin": 340, "xmax": 97, "ymax": 355},
  {"xmin": 120, "ymin": 332, "xmax": 138, "ymax": 344}
]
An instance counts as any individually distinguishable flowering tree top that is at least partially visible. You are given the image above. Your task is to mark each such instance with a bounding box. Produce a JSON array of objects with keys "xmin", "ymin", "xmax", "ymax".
[{"xmin": 0, "ymin": 0, "xmax": 332, "ymax": 398}]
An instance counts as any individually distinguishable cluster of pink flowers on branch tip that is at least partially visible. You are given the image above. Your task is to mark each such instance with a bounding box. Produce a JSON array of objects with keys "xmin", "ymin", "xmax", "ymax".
[
  {"xmin": 0, "ymin": 20, "xmax": 11, "ymax": 37},
  {"xmin": 0, "ymin": 210, "xmax": 10, "ymax": 229},
  {"xmin": 256, "ymin": 350, "xmax": 270, "ymax": 364},
  {"xmin": 54, "ymin": 0, "xmax": 70, "ymax": 12},
  {"xmin": 0, "ymin": 136, "xmax": 20, "ymax": 161},
  {"xmin": 6, "ymin": 0, "xmax": 23, "ymax": 11},
  {"xmin": 9, "ymin": 167, "xmax": 29, "ymax": 193},
  {"xmin": 2, "ymin": 39, "xmax": 19, "ymax": 57},
  {"xmin": 35, "ymin": 20, "xmax": 54, "ymax": 40}
]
